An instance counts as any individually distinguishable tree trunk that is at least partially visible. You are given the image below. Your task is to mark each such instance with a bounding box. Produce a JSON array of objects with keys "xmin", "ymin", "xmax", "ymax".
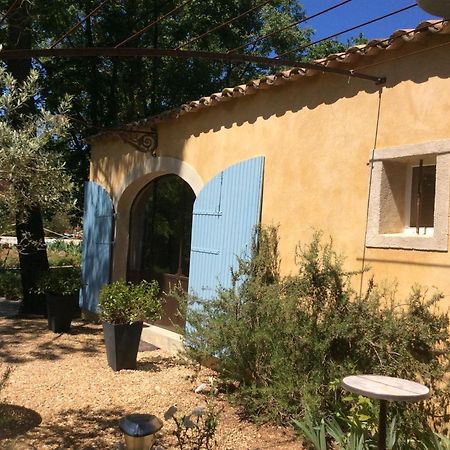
[
  {"xmin": 7, "ymin": 0, "xmax": 49, "ymax": 315},
  {"xmin": 16, "ymin": 208, "xmax": 49, "ymax": 315}
]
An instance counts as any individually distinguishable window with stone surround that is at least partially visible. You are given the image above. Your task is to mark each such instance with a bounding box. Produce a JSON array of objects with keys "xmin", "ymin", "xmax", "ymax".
[{"xmin": 366, "ymin": 140, "xmax": 450, "ymax": 251}]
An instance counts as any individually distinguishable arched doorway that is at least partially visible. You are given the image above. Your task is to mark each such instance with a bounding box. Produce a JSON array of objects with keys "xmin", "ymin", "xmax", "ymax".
[{"xmin": 127, "ymin": 174, "xmax": 195, "ymax": 330}]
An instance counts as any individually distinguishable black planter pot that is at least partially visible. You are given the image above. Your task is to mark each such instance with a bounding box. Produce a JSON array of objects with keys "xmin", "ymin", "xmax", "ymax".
[
  {"xmin": 102, "ymin": 321, "xmax": 143, "ymax": 371},
  {"xmin": 46, "ymin": 293, "xmax": 79, "ymax": 333}
]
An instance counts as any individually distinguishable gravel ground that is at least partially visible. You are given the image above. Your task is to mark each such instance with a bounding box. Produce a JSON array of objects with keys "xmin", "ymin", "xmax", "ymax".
[{"xmin": 0, "ymin": 316, "xmax": 299, "ymax": 449}]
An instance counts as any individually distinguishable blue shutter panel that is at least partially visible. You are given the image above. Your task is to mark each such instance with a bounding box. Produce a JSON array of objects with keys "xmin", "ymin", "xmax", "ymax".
[
  {"xmin": 80, "ymin": 181, "xmax": 114, "ymax": 313},
  {"xmin": 188, "ymin": 157, "xmax": 264, "ymax": 300}
]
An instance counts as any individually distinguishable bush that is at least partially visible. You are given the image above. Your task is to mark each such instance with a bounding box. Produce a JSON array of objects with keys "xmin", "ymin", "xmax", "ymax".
[
  {"xmin": 0, "ymin": 271, "xmax": 22, "ymax": 299},
  {"xmin": 184, "ymin": 227, "xmax": 450, "ymax": 436},
  {"xmin": 99, "ymin": 280, "xmax": 161, "ymax": 325},
  {"xmin": 34, "ymin": 267, "xmax": 81, "ymax": 296},
  {"xmin": 47, "ymin": 240, "xmax": 81, "ymax": 267}
]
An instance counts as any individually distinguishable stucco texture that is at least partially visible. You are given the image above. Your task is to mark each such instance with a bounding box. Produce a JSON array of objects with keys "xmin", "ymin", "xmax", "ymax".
[{"xmin": 90, "ymin": 33, "xmax": 450, "ymax": 304}]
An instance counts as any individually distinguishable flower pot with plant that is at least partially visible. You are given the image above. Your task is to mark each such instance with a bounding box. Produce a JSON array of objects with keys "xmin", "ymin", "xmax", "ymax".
[
  {"xmin": 99, "ymin": 280, "xmax": 161, "ymax": 371},
  {"xmin": 35, "ymin": 267, "xmax": 81, "ymax": 333}
]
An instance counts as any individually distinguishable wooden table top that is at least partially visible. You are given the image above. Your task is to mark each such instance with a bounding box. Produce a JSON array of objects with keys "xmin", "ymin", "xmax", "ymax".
[{"xmin": 342, "ymin": 375, "xmax": 430, "ymax": 402}]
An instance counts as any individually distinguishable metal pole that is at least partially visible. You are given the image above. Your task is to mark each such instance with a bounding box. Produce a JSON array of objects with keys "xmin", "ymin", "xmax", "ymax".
[
  {"xmin": 378, "ymin": 400, "xmax": 387, "ymax": 450},
  {"xmin": 0, "ymin": 47, "xmax": 387, "ymax": 84}
]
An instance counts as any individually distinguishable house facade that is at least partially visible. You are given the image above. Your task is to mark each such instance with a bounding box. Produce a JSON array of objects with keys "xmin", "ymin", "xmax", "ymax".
[{"xmin": 83, "ymin": 20, "xmax": 450, "ymax": 347}]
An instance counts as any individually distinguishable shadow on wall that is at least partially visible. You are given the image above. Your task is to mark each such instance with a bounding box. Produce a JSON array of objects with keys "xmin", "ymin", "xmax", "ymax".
[
  {"xmin": 167, "ymin": 38, "xmax": 450, "ymax": 139},
  {"xmin": 90, "ymin": 36, "xmax": 450, "ymax": 177}
]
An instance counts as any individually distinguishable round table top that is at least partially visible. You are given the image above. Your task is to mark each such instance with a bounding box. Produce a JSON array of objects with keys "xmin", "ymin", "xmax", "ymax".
[{"xmin": 342, "ymin": 375, "xmax": 430, "ymax": 402}]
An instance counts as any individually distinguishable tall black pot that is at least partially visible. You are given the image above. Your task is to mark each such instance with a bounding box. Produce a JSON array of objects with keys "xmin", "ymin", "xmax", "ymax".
[
  {"xmin": 102, "ymin": 321, "xmax": 143, "ymax": 371},
  {"xmin": 46, "ymin": 293, "xmax": 79, "ymax": 333}
]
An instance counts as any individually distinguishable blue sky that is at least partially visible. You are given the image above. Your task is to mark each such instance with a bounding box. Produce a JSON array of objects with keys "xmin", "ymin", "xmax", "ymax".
[{"xmin": 299, "ymin": 0, "xmax": 439, "ymax": 43}]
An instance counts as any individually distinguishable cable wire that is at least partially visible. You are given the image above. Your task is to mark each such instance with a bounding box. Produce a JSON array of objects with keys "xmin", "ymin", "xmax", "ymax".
[
  {"xmin": 115, "ymin": 0, "xmax": 195, "ymax": 48},
  {"xmin": 0, "ymin": 46, "xmax": 386, "ymax": 84},
  {"xmin": 359, "ymin": 88, "xmax": 383, "ymax": 299},
  {"xmin": 228, "ymin": 0, "xmax": 352, "ymax": 54},
  {"xmin": 50, "ymin": 0, "xmax": 112, "ymax": 49},
  {"xmin": 0, "ymin": 0, "xmax": 24, "ymax": 27},
  {"xmin": 176, "ymin": 0, "xmax": 273, "ymax": 50},
  {"xmin": 277, "ymin": 3, "xmax": 417, "ymax": 58}
]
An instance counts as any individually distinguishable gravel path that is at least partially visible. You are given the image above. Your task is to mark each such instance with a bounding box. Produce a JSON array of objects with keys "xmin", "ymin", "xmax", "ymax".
[{"xmin": 0, "ymin": 317, "xmax": 299, "ymax": 449}]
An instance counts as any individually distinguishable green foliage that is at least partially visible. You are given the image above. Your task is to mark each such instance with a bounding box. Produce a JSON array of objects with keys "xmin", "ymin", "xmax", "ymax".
[
  {"xmin": 0, "ymin": 271, "xmax": 22, "ymax": 300},
  {"xmin": 99, "ymin": 280, "xmax": 161, "ymax": 325},
  {"xmin": 0, "ymin": 0, "xmax": 365, "ymax": 219},
  {"xmin": 0, "ymin": 241, "xmax": 80, "ymax": 270},
  {"xmin": 294, "ymin": 412, "xmax": 450, "ymax": 450},
  {"xmin": 0, "ymin": 66, "xmax": 74, "ymax": 224},
  {"xmin": 44, "ymin": 211, "xmax": 77, "ymax": 236},
  {"xmin": 293, "ymin": 411, "xmax": 377, "ymax": 450},
  {"xmin": 34, "ymin": 267, "xmax": 81, "ymax": 296},
  {"xmin": 184, "ymin": 226, "xmax": 450, "ymax": 435},
  {"xmin": 46, "ymin": 240, "xmax": 81, "ymax": 267},
  {"xmin": 306, "ymin": 34, "xmax": 368, "ymax": 61},
  {"xmin": 164, "ymin": 402, "xmax": 219, "ymax": 450},
  {"xmin": 336, "ymin": 393, "xmax": 379, "ymax": 437}
]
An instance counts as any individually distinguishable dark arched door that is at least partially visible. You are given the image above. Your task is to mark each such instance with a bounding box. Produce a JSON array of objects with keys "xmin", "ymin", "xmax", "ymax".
[{"xmin": 127, "ymin": 175, "xmax": 195, "ymax": 330}]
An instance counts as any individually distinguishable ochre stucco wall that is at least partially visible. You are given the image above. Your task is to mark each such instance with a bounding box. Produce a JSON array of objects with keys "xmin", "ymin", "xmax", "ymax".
[{"xmin": 90, "ymin": 34, "xmax": 450, "ymax": 304}]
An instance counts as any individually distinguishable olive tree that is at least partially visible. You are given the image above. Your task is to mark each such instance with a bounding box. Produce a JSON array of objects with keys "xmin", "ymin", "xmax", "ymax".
[{"xmin": 0, "ymin": 64, "xmax": 73, "ymax": 313}]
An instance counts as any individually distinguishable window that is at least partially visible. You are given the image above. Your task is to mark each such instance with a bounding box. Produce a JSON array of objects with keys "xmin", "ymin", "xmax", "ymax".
[
  {"xmin": 408, "ymin": 163, "xmax": 436, "ymax": 230},
  {"xmin": 366, "ymin": 140, "xmax": 450, "ymax": 251}
]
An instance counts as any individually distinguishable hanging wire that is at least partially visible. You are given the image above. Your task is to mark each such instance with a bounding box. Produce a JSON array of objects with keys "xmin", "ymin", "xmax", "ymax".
[
  {"xmin": 50, "ymin": 0, "xmax": 112, "ymax": 49},
  {"xmin": 359, "ymin": 88, "xmax": 383, "ymax": 299},
  {"xmin": 175, "ymin": 0, "xmax": 273, "ymax": 50},
  {"xmin": 115, "ymin": 0, "xmax": 195, "ymax": 48},
  {"xmin": 0, "ymin": 0, "xmax": 23, "ymax": 26},
  {"xmin": 277, "ymin": 3, "xmax": 417, "ymax": 58},
  {"xmin": 0, "ymin": 46, "xmax": 386, "ymax": 83},
  {"xmin": 228, "ymin": 0, "xmax": 352, "ymax": 54}
]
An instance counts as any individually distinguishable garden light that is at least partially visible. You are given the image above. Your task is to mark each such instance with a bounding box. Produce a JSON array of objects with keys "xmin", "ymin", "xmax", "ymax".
[{"xmin": 119, "ymin": 413, "xmax": 163, "ymax": 450}]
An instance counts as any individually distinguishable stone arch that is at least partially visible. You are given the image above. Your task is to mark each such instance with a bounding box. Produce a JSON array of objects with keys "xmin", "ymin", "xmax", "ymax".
[{"xmin": 112, "ymin": 157, "xmax": 203, "ymax": 280}]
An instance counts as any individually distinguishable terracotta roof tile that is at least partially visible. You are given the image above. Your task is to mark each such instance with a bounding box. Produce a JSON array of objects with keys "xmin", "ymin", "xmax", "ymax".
[{"xmin": 89, "ymin": 19, "xmax": 450, "ymax": 142}]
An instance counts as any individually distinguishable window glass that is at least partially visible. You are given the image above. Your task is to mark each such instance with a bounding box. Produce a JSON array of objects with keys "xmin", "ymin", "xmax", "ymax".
[
  {"xmin": 409, "ymin": 165, "xmax": 436, "ymax": 228},
  {"xmin": 128, "ymin": 175, "xmax": 195, "ymax": 282}
]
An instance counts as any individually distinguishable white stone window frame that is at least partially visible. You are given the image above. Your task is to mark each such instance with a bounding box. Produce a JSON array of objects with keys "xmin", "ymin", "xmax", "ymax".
[{"xmin": 366, "ymin": 140, "xmax": 450, "ymax": 252}]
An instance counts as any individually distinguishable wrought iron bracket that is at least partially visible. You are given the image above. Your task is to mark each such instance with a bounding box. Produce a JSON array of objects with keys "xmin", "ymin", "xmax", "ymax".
[{"xmin": 117, "ymin": 127, "xmax": 158, "ymax": 156}]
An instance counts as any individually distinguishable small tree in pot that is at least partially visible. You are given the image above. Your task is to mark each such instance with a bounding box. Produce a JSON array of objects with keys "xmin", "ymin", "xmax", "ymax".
[
  {"xmin": 35, "ymin": 267, "xmax": 81, "ymax": 333},
  {"xmin": 99, "ymin": 280, "xmax": 161, "ymax": 371}
]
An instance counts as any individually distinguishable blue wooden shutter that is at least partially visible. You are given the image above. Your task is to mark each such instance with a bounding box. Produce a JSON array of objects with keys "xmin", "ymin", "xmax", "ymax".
[
  {"xmin": 80, "ymin": 181, "xmax": 114, "ymax": 313},
  {"xmin": 188, "ymin": 156, "xmax": 264, "ymax": 300}
]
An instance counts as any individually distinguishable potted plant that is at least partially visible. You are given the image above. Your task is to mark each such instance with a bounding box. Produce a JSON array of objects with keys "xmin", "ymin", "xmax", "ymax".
[
  {"xmin": 35, "ymin": 267, "xmax": 81, "ymax": 333},
  {"xmin": 99, "ymin": 279, "xmax": 161, "ymax": 371}
]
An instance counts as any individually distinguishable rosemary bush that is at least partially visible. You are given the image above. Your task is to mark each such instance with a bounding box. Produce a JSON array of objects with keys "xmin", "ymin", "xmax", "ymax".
[{"xmin": 184, "ymin": 227, "xmax": 450, "ymax": 437}]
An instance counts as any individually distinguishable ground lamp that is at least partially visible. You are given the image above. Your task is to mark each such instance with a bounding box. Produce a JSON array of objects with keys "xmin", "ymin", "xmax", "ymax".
[
  {"xmin": 417, "ymin": 0, "xmax": 450, "ymax": 17},
  {"xmin": 119, "ymin": 413, "xmax": 163, "ymax": 450}
]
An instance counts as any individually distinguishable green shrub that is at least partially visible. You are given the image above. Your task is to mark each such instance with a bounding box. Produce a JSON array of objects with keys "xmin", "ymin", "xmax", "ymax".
[
  {"xmin": 294, "ymin": 412, "xmax": 450, "ymax": 449},
  {"xmin": 164, "ymin": 402, "xmax": 220, "ymax": 450},
  {"xmin": 0, "ymin": 244, "xmax": 19, "ymax": 269},
  {"xmin": 0, "ymin": 271, "xmax": 22, "ymax": 299},
  {"xmin": 99, "ymin": 280, "xmax": 161, "ymax": 325},
  {"xmin": 34, "ymin": 267, "xmax": 81, "ymax": 296},
  {"xmin": 184, "ymin": 227, "xmax": 450, "ymax": 436},
  {"xmin": 47, "ymin": 240, "xmax": 81, "ymax": 267}
]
